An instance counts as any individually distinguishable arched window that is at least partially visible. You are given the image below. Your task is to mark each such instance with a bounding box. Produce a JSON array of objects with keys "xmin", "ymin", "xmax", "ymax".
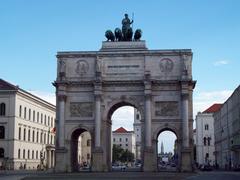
[
  {"xmin": 48, "ymin": 116, "xmax": 50, "ymax": 126},
  {"xmin": 44, "ymin": 133, "xmax": 46, "ymax": 144},
  {"xmin": 18, "ymin": 149, "xmax": 21, "ymax": 159},
  {"xmin": 0, "ymin": 103, "xmax": 6, "ymax": 116},
  {"xmin": 0, "ymin": 148, "xmax": 4, "ymax": 158},
  {"xmin": 24, "ymin": 107, "xmax": 27, "ymax": 119},
  {"xmin": 19, "ymin": 127, "xmax": 21, "ymax": 140},
  {"xmin": 32, "ymin": 150, "xmax": 34, "ymax": 159},
  {"xmin": 19, "ymin": 105, "xmax": 22, "ymax": 117},
  {"xmin": 203, "ymin": 137, "xmax": 207, "ymax": 146},
  {"xmin": 51, "ymin": 117, "xmax": 53, "ymax": 127},
  {"xmin": 0, "ymin": 126, "xmax": 5, "ymax": 139}
]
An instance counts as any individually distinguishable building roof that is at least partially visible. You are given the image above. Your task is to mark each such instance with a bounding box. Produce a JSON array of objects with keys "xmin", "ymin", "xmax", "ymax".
[
  {"xmin": 0, "ymin": 78, "xmax": 55, "ymax": 109},
  {"xmin": 113, "ymin": 127, "xmax": 132, "ymax": 133},
  {"xmin": 203, "ymin": 104, "xmax": 222, "ymax": 113}
]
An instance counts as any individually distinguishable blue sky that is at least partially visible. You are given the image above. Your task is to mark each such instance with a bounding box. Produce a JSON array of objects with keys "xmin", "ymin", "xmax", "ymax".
[{"xmin": 1, "ymin": 0, "xmax": 239, "ymax": 152}]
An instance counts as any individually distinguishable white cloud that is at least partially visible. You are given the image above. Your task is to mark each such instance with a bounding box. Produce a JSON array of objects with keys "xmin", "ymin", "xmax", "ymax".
[
  {"xmin": 193, "ymin": 90, "xmax": 233, "ymax": 119},
  {"xmin": 213, "ymin": 60, "xmax": 229, "ymax": 66},
  {"xmin": 28, "ymin": 90, "xmax": 56, "ymax": 105}
]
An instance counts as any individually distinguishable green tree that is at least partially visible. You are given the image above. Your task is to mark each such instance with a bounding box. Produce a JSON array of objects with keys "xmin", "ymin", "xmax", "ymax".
[{"xmin": 112, "ymin": 144, "xmax": 124, "ymax": 163}]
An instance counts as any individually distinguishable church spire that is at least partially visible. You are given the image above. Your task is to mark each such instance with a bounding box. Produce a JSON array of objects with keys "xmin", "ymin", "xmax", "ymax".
[{"xmin": 161, "ymin": 141, "xmax": 164, "ymax": 154}]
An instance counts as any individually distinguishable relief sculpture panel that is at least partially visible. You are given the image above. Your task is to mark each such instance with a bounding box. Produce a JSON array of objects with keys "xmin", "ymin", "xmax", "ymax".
[
  {"xmin": 70, "ymin": 102, "xmax": 93, "ymax": 117},
  {"xmin": 155, "ymin": 101, "xmax": 179, "ymax": 116}
]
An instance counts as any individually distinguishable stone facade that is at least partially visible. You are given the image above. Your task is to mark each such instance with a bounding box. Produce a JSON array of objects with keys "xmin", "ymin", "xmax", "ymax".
[
  {"xmin": 0, "ymin": 79, "xmax": 55, "ymax": 170},
  {"xmin": 214, "ymin": 86, "xmax": 240, "ymax": 169},
  {"xmin": 54, "ymin": 41, "xmax": 195, "ymax": 172},
  {"xmin": 195, "ymin": 104, "xmax": 222, "ymax": 166}
]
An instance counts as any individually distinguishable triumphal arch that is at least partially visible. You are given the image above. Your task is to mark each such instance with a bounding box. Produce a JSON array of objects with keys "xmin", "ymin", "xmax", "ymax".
[{"xmin": 54, "ymin": 17, "xmax": 195, "ymax": 172}]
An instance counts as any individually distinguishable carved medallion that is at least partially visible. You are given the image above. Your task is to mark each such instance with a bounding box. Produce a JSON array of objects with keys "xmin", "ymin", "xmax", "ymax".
[
  {"xmin": 75, "ymin": 60, "xmax": 89, "ymax": 75},
  {"xmin": 159, "ymin": 58, "xmax": 174, "ymax": 73},
  {"xmin": 70, "ymin": 102, "xmax": 93, "ymax": 117}
]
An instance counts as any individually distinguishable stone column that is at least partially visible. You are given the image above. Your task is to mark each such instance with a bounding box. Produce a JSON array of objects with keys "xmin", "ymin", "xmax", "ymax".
[
  {"xmin": 145, "ymin": 94, "xmax": 152, "ymax": 147},
  {"xmin": 181, "ymin": 91, "xmax": 192, "ymax": 172},
  {"xmin": 92, "ymin": 82, "xmax": 104, "ymax": 172},
  {"xmin": 143, "ymin": 79, "xmax": 154, "ymax": 171},
  {"xmin": 95, "ymin": 94, "xmax": 101, "ymax": 148},
  {"xmin": 58, "ymin": 95, "xmax": 66, "ymax": 147},
  {"xmin": 55, "ymin": 94, "xmax": 67, "ymax": 172},
  {"xmin": 182, "ymin": 93, "xmax": 189, "ymax": 148}
]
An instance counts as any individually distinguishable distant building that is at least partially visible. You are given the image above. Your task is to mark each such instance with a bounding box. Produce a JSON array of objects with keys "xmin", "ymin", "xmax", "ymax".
[
  {"xmin": 112, "ymin": 127, "xmax": 136, "ymax": 156},
  {"xmin": 78, "ymin": 131, "xmax": 91, "ymax": 167},
  {"xmin": 133, "ymin": 109, "xmax": 141, "ymax": 160},
  {"xmin": 193, "ymin": 129, "xmax": 196, "ymax": 162},
  {"xmin": 161, "ymin": 142, "xmax": 164, "ymax": 154},
  {"xmin": 195, "ymin": 104, "xmax": 222, "ymax": 166},
  {"xmin": 0, "ymin": 79, "xmax": 56, "ymax": 170},
  {"xmin": 214, "ymin": 86, "xmax": 240, "ymax": 169}
]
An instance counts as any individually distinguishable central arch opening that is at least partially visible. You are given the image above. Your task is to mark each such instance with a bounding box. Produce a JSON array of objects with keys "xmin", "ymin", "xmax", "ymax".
[{"xmin": 108, "ymin": 102, "xmax": 143, "ymax": 172}]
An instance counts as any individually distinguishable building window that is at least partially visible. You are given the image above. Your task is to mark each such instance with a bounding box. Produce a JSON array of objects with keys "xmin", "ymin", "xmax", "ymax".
[
  {"xmin": 44, "ymin": 133, "xmax": 46, "ymax": 144},
  {"xmin": 18, "ymin": 149, "xmax": 21, "ymax": 159},
  {"xmin": 36, "ymin": 131, "xmax": 39, "ymax": 143},
  {"xmin": 0, "ymin": 103, "xmax": 6, "ymax": 116},
  {"xmin": 36, "ymin": 151, "xmax": 38, "ymax": 159},
  {"xmin": 40, "ymin": 132, "xmax": 43, "ymax": 143},
  {"xmin": 33, "ymin": 111, "xmax": 35, "ymax": 122},
  {"xmin": 207, "ymin": 137, "xmax": 211, "ymax": 146},
  {"xmin": 119, "ymin": 144, "xmax": 122, "ymax": 147},
  {"xmin": 28, "ymin": 150, "xmax": 30, "ymax": 159},
  {"xmin": 28, "ymin": 129, "xmax": 30, "ymax": 141},
  {"xmin": 0, "ymin": 126, "xmax": 5, "ymax": 139},
  {"xmin": 32, "ymin": 150, "xmax": 34, "ymax": 159},
  {"xmin": 24, "ymin": 107, "xmax": 27, "ymax": 119},
  {"xmin": 23, "ymin": 128, "xmax": 26, "ymax": 141},
  {"xmin": 48, "ymin": 116, "xmax": 50, "ymax": 126},
  {"xmin": 41, "ymin": 113, "xmax": 43, "ymax": 124},
  {"xmin": 23, "ymin": 149, "xmax": 25, "ymax": 159},
  {"xmin": 126, "ymin": 144, "xmax": 128, "ymax": 146},
  {"xmin": 113, "ymin": 138, "xmax": 115, "ymax": 142},
  {"xmin": 29, "ymin": 109, "xmax": 31, "ymax": 120},
  {"xmin": 32, "ymin": 130, "xmax": 35, "ymax": 142},
  {"xmin": 87, "ymin": 139, "xmax": 91, "ymax": 146},
  {"xmin": 44, "ymin": 115, "xmax": 46, "ymax": 125},
  {"xmin": 136, "ymin": 114, "xmax": 140, "ymax": 120},
  {"xmin": 19, "ymin": 105, "xmax": 22, "ymax": 117},
  {"xmin": 203, "ymin": 137, "xmax": 207, "ymax": 146},
  {"xmin": 37, "ymin": 112, "xmax": 39, "ymax": 123},
  {"xmin": 0, "ymin": 148, "xmax": 4, "ymax": 158},
  {"xmin": 204, "ymin": 124, "xmax": 209, "ymax": 130},
  {"xmin": 125, "ymin": 138, "xmax": 128, "ymax": 142},
  {"xmin": 87, "ymin": 153, "xmax": 90, "ymax": 160},
  {"xmin": 51, "ymin": 117, "xmax": 53, "ymax": 127},
  {"xmin": 19, "ymin": 127, "xmax": 21, "ymax": 140},
  {"xmin": 119, "ymin": 138, "xmax": 122, "ymax": 142}
]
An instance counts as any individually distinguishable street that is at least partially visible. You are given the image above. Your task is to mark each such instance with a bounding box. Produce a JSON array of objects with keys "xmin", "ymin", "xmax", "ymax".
[{"xmin": 0, "ymin": 170, "xmax": 240, "ymax": 180}]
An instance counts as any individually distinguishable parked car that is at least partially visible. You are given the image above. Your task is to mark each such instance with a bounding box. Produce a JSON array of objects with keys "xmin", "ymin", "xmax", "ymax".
[{"xmin": 200, "ymin": 164, "xmax": 212, "ymax": 171}]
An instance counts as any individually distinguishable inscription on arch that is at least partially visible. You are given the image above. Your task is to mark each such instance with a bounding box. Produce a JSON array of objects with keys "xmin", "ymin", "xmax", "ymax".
[
  {"xmin": 70, "ymin": 102, "xmax": 93, "ymax": 117},
  {"xmin": 155, "ymin": 101, "xmax": 179, "ymax": 116}
]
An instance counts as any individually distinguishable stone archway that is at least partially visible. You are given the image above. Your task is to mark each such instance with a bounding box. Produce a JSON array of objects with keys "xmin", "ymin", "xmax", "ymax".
[
  {"xmin": 154, "ymin": 127, "xmax": 180, "ymax": 171},
  {"xmin": 54, "ymin": 41, "xmax": 195, "ymax": 172},
  {"xmin": 70, "ymin": 127, "xmax": 92, "ymax": 172},
  {"xmin": 104, "ymin": 99, "xmax": 144, "ymax": 171}
]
